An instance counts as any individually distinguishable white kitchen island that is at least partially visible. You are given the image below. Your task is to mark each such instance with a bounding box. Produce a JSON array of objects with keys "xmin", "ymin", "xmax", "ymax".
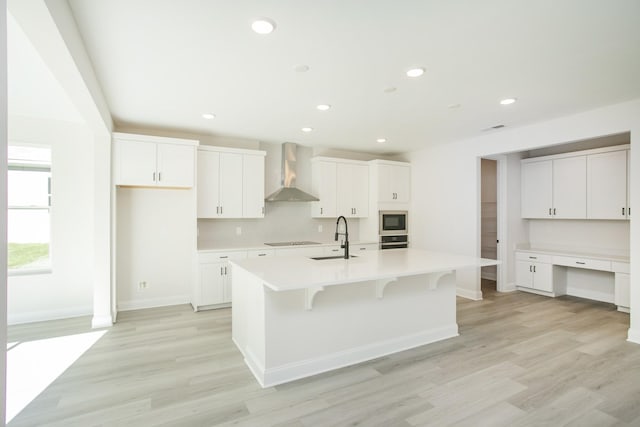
[{"xmin": 230, "ymin": 248, "xmax": 497, "ymax": 388}]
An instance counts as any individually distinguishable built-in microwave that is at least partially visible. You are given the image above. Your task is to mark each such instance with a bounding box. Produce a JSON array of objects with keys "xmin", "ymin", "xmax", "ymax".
[{"xmin": 379, "ymin": 210, "xmax": 408, "ymax": 236}]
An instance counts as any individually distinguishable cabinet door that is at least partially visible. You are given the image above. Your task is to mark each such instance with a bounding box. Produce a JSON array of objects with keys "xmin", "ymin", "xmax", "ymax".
[
  {"xmin": 377, "ymin": 164, "xmax": 394, "ymax": 203},
  {"xmin": 311, "ymin": 161, "xmax": 337, "ymax": 218},
  {"xmin": 614, "ymin": 272, "xmax": 630, "ymax": 309},
  {"xmin": 243, "ymin": 154, "xmax": 265, "ymax": 218},
  {"xmin": 532, "ymin": 262, "xmax": 553, "ymax": 292},
  {"xmin": 521, "ymin": 160, "xmax": 553, "ymax": 218},
  {"xmin": 515, "ymin": 260, "xmax": 534, "ymax": 288},
  {"xmin": 392, "ymin": 165, "xmax": 411, "ymax": 203},
  {"xmin": 156, "ymin": 143, "xmax": 195, "ymax": 188},
  {"xmin": 351, "ymin": 164, "xmax": 369, "ymax": 217},
  {"xmin": 587, "ymin": 150, "xmax": 627, "ymax": 219},
  {"xmin": 552, "ymin": 156, "xmax": 586, "ymax": 219},
  {"xmin": 199, "ymin": 262, "xmax": 225, "ymax": 305},
  {"xmin": 197, "ymin": 150, "xmax": 221, "ymax": 218},
  {"xmin": 115, "ymin": 140, "xmax": 157, "ymax": 186},
  {"xmin": 336, "ymin": 163, "xmax": 354, "ymax": 217},
  {"xmin": 218, "ymin": 152, "xmax": 243, "ymax": 218}
]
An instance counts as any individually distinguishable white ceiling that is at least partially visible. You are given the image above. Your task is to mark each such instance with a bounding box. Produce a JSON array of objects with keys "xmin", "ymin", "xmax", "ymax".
[{"xmin": 65, "ymin": 0, "xmax": 640, "ymax": 154}]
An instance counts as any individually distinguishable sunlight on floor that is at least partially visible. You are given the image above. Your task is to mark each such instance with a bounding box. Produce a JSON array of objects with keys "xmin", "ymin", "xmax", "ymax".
[{"xmin": 6, "ymin": 330, "xmax": 107, "ymax": 423}]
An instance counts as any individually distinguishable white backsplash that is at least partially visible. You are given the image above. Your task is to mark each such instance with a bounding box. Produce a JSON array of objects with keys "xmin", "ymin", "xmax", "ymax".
[
  {"xmin": 198, "ymin": 202, "xmax": 362, "ymax": 248},
  {"xmin": 528, "ymin": 219, "xmax": 630, "ymax": 256}
]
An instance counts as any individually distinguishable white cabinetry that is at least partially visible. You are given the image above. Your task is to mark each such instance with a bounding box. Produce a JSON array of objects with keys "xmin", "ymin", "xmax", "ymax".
[
  {"xmin": 114, "ymin": 133, "xmax": 197, "ymax": 188},
  {"xmin": 196, "ymin": 250, "xmax": 246, "ymax": 310},
  {"xmin": 311, "ymin": 160, "xmax": 337, "ymax": 218},
  {"xmin": 521, "ymin": 157, "xmax": 586, "ymax": 219},
  {"xmin": 515, "ymin": 252, "xmax": 554, "ymax": 293},
  {"xmin": 613, "ymin": 262, "xmax": 630, "ymax": 312},
  {"xmin": 311, "ymin": 158, "xmax": 369, "ymax": 218},
  {"xmin": 521, "ymin": 145, "xmax": 630, "ymax": 220},
  {"xmin": 197, "ymin": 146, "xmax": 266, "ymax": 219},
  {"xmin": 587, "ymin": 149, "xmax": 629, "ymax": 219},
  {"xmin": 376, "ymin": 162, "xmax": 411, "ymax": 203}
]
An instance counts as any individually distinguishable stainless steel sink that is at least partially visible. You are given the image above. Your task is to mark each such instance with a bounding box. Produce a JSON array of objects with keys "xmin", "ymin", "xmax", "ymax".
[{"xmin": 310, "ymin": 255, "xmax": 358, "ymax": 260}]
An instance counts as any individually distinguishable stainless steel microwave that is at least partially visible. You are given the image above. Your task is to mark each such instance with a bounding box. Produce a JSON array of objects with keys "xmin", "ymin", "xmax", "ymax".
[{"xmin": 379, "ymin": 210, "xmax": 408, "ymax": 235}]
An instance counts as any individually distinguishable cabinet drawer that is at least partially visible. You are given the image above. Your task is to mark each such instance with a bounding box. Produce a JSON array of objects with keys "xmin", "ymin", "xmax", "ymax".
[
  {"xmin": 515, "ymin": 252, "xmax": 552, "ymax": 263},
  {"xmin": 552, "ymin": 255, "xmax": 611, "ymax": 271},
  {"xmin": 199, "ymin": 250, "xmax": 247, "ymax": 263},
  {"xmin": 612, "ymin": 262, "xmax": 630, "ymax": 274},
  {"xmin": 247, "ymin": 249, "xmax": 275, "ymax": 258},
  {"xmin": 353, "ymin": 243, "xmax": 378, "ymax": 252}
]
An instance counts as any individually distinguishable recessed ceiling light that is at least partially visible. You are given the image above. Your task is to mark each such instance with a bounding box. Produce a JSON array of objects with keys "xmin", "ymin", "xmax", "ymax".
[
  {"xmin": 251, "ymin": 18, "xmax": 276, "ymax": 35},
  {"xmin": 316, "ymin": 104, "xmax": 331, "ymax": 111},
  {"xmin": 383, "ymin": 87, "xmax": 397, "ymax": 93},
  {"xmin": 202, "ymin": 113, "xmax": 216, "ymax": 119},
  {"xmin": 376, "ymin": 138, "xmax": 387, "ymax": 143},
  {"xmin": 301, "ymin": 127, "xmax": 313, "ymax": 133},
  {"xmin": 447, "ymin": 103, "xmax": 461, "ymax": 109},
  {"xmin": 500, "ymin": 98, "xmax": 517, "ymax": 105},
  {"xmin": 406, "ymin": 67, "xmax": 425, "ymax": 78},
  {"xmin": 294, "ymin": 64, "xmax": 310, "ymax": 73}
]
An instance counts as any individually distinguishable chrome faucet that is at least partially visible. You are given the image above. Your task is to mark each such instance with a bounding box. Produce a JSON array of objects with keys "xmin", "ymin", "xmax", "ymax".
[{"xmin": 335, "ymin": 216, "xmax": 349, "ymax": 259}]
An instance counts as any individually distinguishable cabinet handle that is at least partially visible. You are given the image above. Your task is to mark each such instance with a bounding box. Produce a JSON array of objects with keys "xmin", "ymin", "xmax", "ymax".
[
  {"xmin": 158, "ymin": 172, "xmax": 162, "ymax": 182},
  {"xmin": 320, "ymin": 207, "xmax": 323, "ymax": 214},
  {"xmin": 153, "ymin": 172, "xmax": 156, "ymax": 182},
  {"xmin": 548, "ymin": 208, "xmax": 552, "ymax": 216},
  {"xmin": 529, "ymin": 265, "xmax": 532, "ymax": 272},
  {"xmin": 224, "ymin": 267, "xmax": 227, "ymax": 275},
  {"xmin": 576, "ymin": 261, "xmax": 586, "ymax": 265},
  {"xmin": 553, "ymin": 208, "xmax": 556, "ymax": 215},
  {"xmin": 220, "ymin": 206, "xmax": 223, "ymax": 214},
  {"xmin": 533, "ymin": 266, "xmax": 536, "ymax": 273},
  {"xmin": 258, "ymin": 253, "xmax": 266, "ymax": 257},
  {"xmin": 220, "ymin": 256, "xmax": 228, "ymax": 259},
  {"xmin": 360, "ymin": 247, "xmax": 366, "ymax": 250},
  {"xmin": 622, "ymin": 207, "xmax": 625, "ymax": 216},
  {"xmin": 529, "ymin": 256, "xmax": 537, "ymax": 259},
  {"xmin": 220, "ymin": 267, "xmax": 223, "ymax": 275}
]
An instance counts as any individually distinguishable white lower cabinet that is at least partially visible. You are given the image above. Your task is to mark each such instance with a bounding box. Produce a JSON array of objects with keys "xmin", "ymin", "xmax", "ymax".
[
  {"xmin": 515, "ymin": 252, "xmax": 553, "ymax": 293},
  {"xmin": 196, "ymin": 250, "xmax": 246, "ymax": 310},
  {"xmin": 613, "ymin": 261, "xmax": 630, "ymax": 312}
]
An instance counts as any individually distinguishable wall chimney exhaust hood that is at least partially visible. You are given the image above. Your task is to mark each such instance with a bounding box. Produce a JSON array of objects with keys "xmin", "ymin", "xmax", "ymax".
[{"xmin": 265, "ymin": 142, "xmax": 319, "ymax": 202}]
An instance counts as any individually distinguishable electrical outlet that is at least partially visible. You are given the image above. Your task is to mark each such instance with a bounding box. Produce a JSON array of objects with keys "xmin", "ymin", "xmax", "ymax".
[
  {"xmin": 236, "ymin": 226, "xmax": 242, "ymax": 236},
  {"xmin": 138, "ymin": 281, "xmax": 147, "ymax": 290},
  {"xmin": 318, "ymin": 225, "xmax": 323, "ymax": 233}
]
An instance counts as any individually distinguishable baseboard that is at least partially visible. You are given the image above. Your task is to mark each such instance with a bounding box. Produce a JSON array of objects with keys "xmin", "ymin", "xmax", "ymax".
[
  {"xmin": 244, "ymin": 324, "xmax": 459, "ymax": 388},
  {"xmin": 92, "ymin": 314, "xmax": 113, "ymax": 329},
  {"xmin": 627, "ymin": 328, "xmax": 640, "ymax": 344},
  {"xmin": 8, "ymin": 306, "xmax": 93, "ymax": 325},
  {"xmin": 117, "ymin": 295, "xmax": 191, "ymax": 311},
  {"xmin": 498, "ymin": 282, "xmax": 517, "ymax": 292},
  {"xmin": 457, "ymin": 287, "xmax": 483, "ymax": 300}
]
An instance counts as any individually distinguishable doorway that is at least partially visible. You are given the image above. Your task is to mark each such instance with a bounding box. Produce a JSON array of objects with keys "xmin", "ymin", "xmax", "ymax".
[{"xmin": 481, "ymin": 158, "xmax": 498, "ymax": 293}]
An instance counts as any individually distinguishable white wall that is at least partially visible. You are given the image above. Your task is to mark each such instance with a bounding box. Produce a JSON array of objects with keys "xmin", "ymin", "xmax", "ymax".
[
  {"xmin": 409, "ymin": 98, "xmax": 640, "ymax": 343},
  {"xmin": 1, "ymin": 0, "xmax": 9, "ymax": 421},
  {"xmin": 8, "ymin": 116, "xmax": 94, "ymax": 324},
  {"xmin": 116, "ymin": 188, "xmax": 196, "ymax": 310}
]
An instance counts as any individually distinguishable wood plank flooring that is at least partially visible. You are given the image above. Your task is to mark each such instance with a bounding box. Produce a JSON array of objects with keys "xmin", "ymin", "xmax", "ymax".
[{"xmin": 8, "ymin": 281, "xmax": 640, "ymax": 426}]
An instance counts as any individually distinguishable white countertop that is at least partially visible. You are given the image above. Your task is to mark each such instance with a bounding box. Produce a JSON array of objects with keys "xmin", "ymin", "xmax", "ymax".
[
  {"xmin": 230, "ymin": 248, "xmax": 498, "ymax": 291},
  {"xmin": 516, "ymin": 247, "xmax": 629, "ymax": 263},
  {"xmin": 198, "ymin": 240, "xmax": 378, "ymax": 252}
]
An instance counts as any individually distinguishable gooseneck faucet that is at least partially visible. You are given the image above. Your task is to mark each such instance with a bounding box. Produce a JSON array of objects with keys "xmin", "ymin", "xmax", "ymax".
[{"xmin": 335, "ymin": 216, "xmax": 349, "ymax": 259}]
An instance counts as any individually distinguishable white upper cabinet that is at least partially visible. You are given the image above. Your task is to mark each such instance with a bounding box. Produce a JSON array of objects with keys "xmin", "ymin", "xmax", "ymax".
[
  {"xmin": 243, "ymin": 153, "xmax": 266, "ymax": 218},
  {"xmin": 311, "ymin": 158, "xmax": 368, "ymax": 218},
  {"xmin": 521, "ymin": 145, "xmax": 629, "ymax": 220},
  {"xmin": 311, "ymin": 160, "xmax": 337, "ymax": 218},
  {"xmin": 587, "ymin": 149, "xmax": 629, "ymax": 219},
  {"xmin": 336, "ymin": 163, "xmax": 368, "ymax": 218},
  {"xmin": 113, "ymin": 133, "xmax": 197, "ymax": 188},
  {"xmin": 521, "ymin": 160, "xmax": 553, "ymax": 218},
  {"xmin": 197, "ymin": 146, "xmax": 265, "ymax": 219},
  {"xmin": 552, "ymin": 155, "xmax": 586, "ymax": 219},
  {"xmin": 376, "ymin": 162, "xmax": 411, "ymax": 203}
]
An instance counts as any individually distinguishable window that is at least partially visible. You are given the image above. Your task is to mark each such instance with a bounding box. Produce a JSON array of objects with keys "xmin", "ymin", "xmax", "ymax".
[{"xmin": 8, "ymin": 145, "xmax": 52, "ymax": 274}]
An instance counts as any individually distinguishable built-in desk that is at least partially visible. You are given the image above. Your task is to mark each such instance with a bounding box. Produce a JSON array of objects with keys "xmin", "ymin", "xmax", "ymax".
[{"xmin": 515, "ymin": 248, "xmax": 630, "ymax": 312}]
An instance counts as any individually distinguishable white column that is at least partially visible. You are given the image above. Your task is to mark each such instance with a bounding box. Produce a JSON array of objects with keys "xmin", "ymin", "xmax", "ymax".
[
  {"xmin": 1, "ymin": 0, "xmax": 9, "ymax": 422},
  {"xmin": 628, "ymin": 127, "xmax": 640, "ymax": 343}
]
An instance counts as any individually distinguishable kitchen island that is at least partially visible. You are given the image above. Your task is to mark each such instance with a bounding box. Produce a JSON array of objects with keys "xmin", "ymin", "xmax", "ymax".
[{"xmin": 230, "ymin": 248, "xmax": 497, "ymax": 388}]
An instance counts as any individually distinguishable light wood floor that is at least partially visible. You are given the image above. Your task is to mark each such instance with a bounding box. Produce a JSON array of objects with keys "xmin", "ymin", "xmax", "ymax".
[{"xmin": 8, "ymin": 282, "xmax": 640, "ymax": 426}]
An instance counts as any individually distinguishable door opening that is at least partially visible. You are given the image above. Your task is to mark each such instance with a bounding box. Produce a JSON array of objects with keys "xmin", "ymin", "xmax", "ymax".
[{"xmin": 481, "ymin": 158, "xmax": 498, "ymax": 293}]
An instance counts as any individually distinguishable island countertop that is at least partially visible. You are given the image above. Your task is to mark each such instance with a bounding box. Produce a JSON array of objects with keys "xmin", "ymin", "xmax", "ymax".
[{"xmin": 230, "ymin": 248, "xmax": 498, "ymax": 292}]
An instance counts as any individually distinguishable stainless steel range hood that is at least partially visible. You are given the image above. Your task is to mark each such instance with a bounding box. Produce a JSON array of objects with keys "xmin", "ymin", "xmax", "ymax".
[{"xmin": 265, "ymin": 142, "xmax": 319, "ymax": 202}]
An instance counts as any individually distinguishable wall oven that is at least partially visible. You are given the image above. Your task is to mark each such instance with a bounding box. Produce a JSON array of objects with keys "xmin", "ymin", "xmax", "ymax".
[
  {"xmin": 380, "ymin": 234, "xmax": 409, "ymax": 250},
  {"xmin": 379, "ymin": 210, "xmax": 408, "ymax": 236}
]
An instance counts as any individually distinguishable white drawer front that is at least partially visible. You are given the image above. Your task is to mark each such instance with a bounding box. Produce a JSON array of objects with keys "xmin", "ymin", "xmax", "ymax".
[
  {"xmin": 247, "ymin": 249, "xmax": 275, "ymax": 258},
  {"xmin": 515, "ymin": 252, "xmax": 553, "ymax": 263},
  {"xmin": 199, "ymin": 250, "xmax": 247, "ymax": 263},
  {"xmin": 552, "ymin": 255, "xmax": 611, "ymax": 271},
  {"xmin": 612, "ymin": 261, "xmax": 630, "ymax": 274}
]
